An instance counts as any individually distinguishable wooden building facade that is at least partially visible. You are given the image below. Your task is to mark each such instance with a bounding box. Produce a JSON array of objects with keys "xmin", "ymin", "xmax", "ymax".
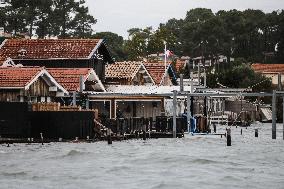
[
  {"xmin": 0, "ymin": 39, "xmax": 114, "ymax": 83},
  {"xmin": 0, "ymin": 67, "xmax": 68, "ymax": 102}
]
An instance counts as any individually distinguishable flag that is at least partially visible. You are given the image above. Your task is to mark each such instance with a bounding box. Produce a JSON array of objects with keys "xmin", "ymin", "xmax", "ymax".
[{"xmin": 165, "ymin": 50, "xmax": 174, "ymax": 57}]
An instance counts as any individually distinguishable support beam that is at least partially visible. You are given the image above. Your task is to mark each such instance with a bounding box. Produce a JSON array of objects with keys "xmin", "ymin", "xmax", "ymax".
[
  {"xmin": 79, "ymin": 75, "xmax": 84, "ymax": 93},
  {"xmin": 111, "ymin": 99, "xmax": 116, "ymax": 119},
  {"xmin": 272, "ymin": 90, "xmax": 277, "ymax": 139},
  {"xmin": 190, "ymin": 79, "xmax": 193, "ymax": 93},
  {"xmin": 198, "ymin": 63, "xmax": 201, "ymax": 85},
  {"xmin": 204, "ymin": 73, "xmax": 207, "ymax": 88},
  {"xmin": 278, "ymin": 73, "xmax": 282, "ymax": 91},
  {"xmin": 72, "ymin": 92, "xmax": 76, "ymax": 106},
  {"xmin": 173, "ymin": 90, "xmax": 177, "ymax": 138},
  {"xmin": 180, "ymin": 74, "xmax": 184, "ymax": 92},
  {"xmin": 86, "ymin": 98, "xmax": 89, "ymax": 110}
]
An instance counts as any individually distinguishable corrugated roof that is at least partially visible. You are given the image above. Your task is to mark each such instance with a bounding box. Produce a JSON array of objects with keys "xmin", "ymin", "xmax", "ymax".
[
  {"xmin": 47, "ymin": 68, "xmax": 92, "ymax": 92},
  {"xmin": 0, "ymin": 39, "xmax": 102, "ymax": 60},
  {"xmin": 104, "ymin": 85, "xmax": 193, "ymax": 94},
  {"xmin": 252, "ymin": 63, "xmax": 284, "ymax": 73},
  {"xmin": 105, "ymin": 61, "xmax": 142, "ymax": 79},
  {"xmin": 0, "ymin": 67, "xmax": 43, "ymax": 88}
]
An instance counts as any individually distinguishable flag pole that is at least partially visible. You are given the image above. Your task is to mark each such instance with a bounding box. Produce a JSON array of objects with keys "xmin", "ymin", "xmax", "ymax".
[{"xmin": 164, "ymin": 41, "xmax": 167, "ymax": 73}]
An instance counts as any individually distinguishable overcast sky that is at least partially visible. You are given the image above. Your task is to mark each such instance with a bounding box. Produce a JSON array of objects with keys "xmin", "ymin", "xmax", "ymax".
[{"xmin": 86, "ymin": 0, "xmax": 284, "ymax": 38}]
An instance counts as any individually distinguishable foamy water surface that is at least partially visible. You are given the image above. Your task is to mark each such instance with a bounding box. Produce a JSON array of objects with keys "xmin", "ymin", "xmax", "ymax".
[{"xmin": 1, "ymin": 123, "xmax": 284, "ymax": 189}]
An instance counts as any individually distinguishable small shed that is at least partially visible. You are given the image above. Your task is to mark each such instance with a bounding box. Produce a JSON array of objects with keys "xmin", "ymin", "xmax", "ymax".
[{"xmin": 0, "ymin": 67, "xmax": 68, "ymax": 102}]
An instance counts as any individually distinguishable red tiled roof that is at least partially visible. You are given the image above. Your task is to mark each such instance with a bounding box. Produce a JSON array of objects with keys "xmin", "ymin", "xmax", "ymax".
[
  {"xmin": 251, "ymin": 63, "xmax": 284, "ymax": 73},
  {"xmin": 143, "ymin": 62, "xmax": 170, "ymax": 85},
  {"xmin": 47, "ymin": 68, "xmax": 92, "ymax": 92},
  {"xmin": 105, "ymin": 61, "xmax": 142, "ymax": 79},
  {"xmin": 0, "ymin": 39, "xmax": 101, "ymax": 61},
  {"xmin": 0, "ymin": 67, "xmax": 43, "ymax": 88},
  {"xmin": 175, "ymin": 60, "xmax": 186, "ymax": 72}
]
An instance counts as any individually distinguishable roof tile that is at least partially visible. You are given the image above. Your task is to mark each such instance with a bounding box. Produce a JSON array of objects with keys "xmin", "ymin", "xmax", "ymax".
[
  {"xmin": 0, "ymin": 39, "xmax": 101, "ymax": 61},
  {"xmin": 251, "ymin": 63, "xmax": 284, "ymax": 73},
  {"xmin": 143, "ymin": 62, "xmax": 170, "ymax": 85},
  {"xmin": 105, "ymin": 61, "xmax": 142, "ymax": 79},
  {"xmin": 0, "ymin": 67, "xmax": 43, "ymax": 88},
  {"xmin": 47, "ymin": 68, "xmax": 92, "ymax": 92}
]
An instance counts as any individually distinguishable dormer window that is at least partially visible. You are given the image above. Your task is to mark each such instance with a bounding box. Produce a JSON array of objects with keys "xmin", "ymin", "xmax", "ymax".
[{"xmin": 18, "ymin": 48, "xmax": 27, "ymax": 58}]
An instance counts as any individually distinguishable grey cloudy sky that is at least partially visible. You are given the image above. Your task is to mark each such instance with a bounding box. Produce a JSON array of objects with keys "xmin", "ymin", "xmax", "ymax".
[{"xmin": 86, "ymin": 0, "xmax": 284, "ymax": 38}]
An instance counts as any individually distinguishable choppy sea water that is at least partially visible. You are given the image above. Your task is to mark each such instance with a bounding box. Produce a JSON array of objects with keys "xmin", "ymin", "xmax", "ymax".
[{"xmin": 1, "ymin": 123, "xmax": 284, "ymax": 189}]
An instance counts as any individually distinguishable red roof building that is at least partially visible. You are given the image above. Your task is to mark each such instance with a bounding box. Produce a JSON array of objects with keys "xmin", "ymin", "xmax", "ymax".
[
  {"xmin": 143, "ymin": 62, "xmax": 177, "ymax": 86},
  {"xmin": 251, "ymin": 63, "xmax": 284, "ymax": 85},
  {"xmin": 105, "ymin": 61, "xmax": 154, "ymax": 85},
  {"xmin": 251, "ymin": 63, "xmax": 284, "ymax": 73},
  {"xmin": 47, "ymin": 68, "xmax": 105, "ymax": 92},
  {"xmin": 0, "ymin": 39, "xmax": 114, "ymax": 83},
  {"xmin": 0, "ymin": 67, "xmax": 68, "ymax": 102},
  {"xmin": 0, "ymin": 39, "xmax": 102, "ymax": 60}
]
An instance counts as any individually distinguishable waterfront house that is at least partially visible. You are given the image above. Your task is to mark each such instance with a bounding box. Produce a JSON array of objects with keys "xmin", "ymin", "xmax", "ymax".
[
  {"xmin": 0, "ymin": 67, "xmax": 68, "ymax": 102},
  {"xmin": 143, "ymin": 62, "xmax": 178, "ymax": 86},
  {"xmin": 0, "ymin": 39, "xmax": 114, "ymax": 82},
  {"xmin": 251, "ymin": 63, "xmax": 284, "ymax": 85},
  {"xmin": 88, "ymin": 85, "xmax": 192, "ymax": 119},
  {"xmin": 105, "ymin": 61, "xmax": 154, "ymax": 85}
]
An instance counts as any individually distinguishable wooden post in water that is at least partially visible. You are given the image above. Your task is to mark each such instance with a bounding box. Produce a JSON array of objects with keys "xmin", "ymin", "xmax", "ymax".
[
  {"xmin": 241, "ymin": 129, "xmax": 242, "ymax": 135},
  {"xmin": 187, "ymin": 94, "xmax": 191, "ymax": 133},
  {"xmin": 272, "ymin": 90, "xmax": 277, "ymax": 139},
  {"xmin": 173, "ymin": 90, "xmax": 177, "ymax": 138},
  {"xmin": 107, "ymin": 129, "xmax": 112, "ymax": 144},
  {"xmin": 40, "ymin": 133, "xmax": 43, "ymax": 145},
  {"xmin": 255, "ymin": 129, "xmax": 258, "ymax": 137},
  {"xmin": 283, "ymin": 97, "xmax": 284, "ymax": 140},
  {"xmin": 227, "ymin": 129, "xmax": 231, "ymax": 146},
  {"xmin": 143, "ymin": 124, "xmax": 146, "ymax": 140}
]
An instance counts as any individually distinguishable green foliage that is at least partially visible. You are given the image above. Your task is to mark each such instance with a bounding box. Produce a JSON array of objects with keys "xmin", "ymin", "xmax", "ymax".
[
  {"xmin": 0, "ymin": 0, "xmax": 96, "ymax": 38},
  {"xmin": 207, "ymin": 61, "xmax": 272, "ymax": 92}
]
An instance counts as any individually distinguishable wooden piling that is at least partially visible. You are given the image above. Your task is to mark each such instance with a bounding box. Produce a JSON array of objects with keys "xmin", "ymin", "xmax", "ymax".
[
  {"xmin": 187, "ymin": 94, "xmax": 191, "ymax": 133},
  {"xmin": 255, "ymin": 129, "xmax": 258, "ymax": 137},
  {"xmin": 241, "ymin": 129, "xmax": 242, "ymax": 135},
  {"xmin": 227, "ymin": 129, "xmax": 231, "ymax": 146},
  {"xmin": 107, "ymin": 129, "xmax": 112, "ymax": 145},
  {"xmin": 173, "ymin": 90, "xmax": 177, "ymax": 138},
  {"xmin": 272, "ymin": 90, "xmax": 277, "ymax": 139},
  {"xmin": 142, "ymin": 131, "xmax": 146, "ymax": 140},
  {"xmin": 40, "ymin": 133, "xmax": 43, "ymax": 145}
]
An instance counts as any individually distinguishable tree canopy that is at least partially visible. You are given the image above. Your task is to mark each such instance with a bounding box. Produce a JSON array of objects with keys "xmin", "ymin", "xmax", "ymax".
[
  {"xmin": 0, "ymin": 0, "xmax": 96, "ymax": 38},
  {"xmin": 124, "ymin": 8, "xmax": 284, "ymax": 63}
]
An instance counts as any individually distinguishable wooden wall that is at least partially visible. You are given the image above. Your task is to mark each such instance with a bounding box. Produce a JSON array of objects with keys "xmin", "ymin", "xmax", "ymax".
[
  {"xmin": 0, "ymin": 78, "xmax": 56, "ymax": 102},
  {"xmin": 14, "ymin": 58, "xmax": 106, "ymax": 82}
]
